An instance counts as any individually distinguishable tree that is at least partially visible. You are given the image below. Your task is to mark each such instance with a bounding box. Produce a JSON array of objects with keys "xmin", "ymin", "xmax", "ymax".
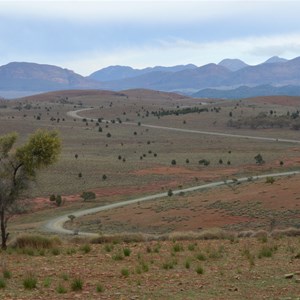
[
  {"xmin": 254, "ymin": 153, "xmax": 265, "ymax": 165},
  {"xmin": 80, "ymin": 191, "xmax": 96, "ymax": 201},
  {"xmin": 0, "ymin": 130, "xmax": 61, "ymax": 249},
  {"xmin": 55, "ymin": 195, "xmax": 62, "ymax": 207}
]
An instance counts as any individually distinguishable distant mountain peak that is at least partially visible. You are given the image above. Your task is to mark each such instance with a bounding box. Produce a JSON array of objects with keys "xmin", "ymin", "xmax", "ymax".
[
  {"xmin": 218, "ymin": 58, "xmax": 248, "ymax": 71},
  {"xmin": 263, "ymin": 56, "xmax": 288, "ymax": 64},
  {"xmin": 89, "ymin": 64, "xmax": 197, "ymax": 82}
]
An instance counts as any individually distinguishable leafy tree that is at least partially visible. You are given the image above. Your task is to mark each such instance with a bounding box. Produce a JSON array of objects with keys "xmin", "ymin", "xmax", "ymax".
[
  {"xmin": 49, "ymin": 194, "xmax": 56, "ymax": 202},
  {"xmin": 254, "ymin": 153, "xmax": 265, "ymax": 165},
  {"xmin": 68, "ymin": 215, "xmax": 76, "ymax": 222},
  {"xmin": 0, "ymin": 130, "xmax": 61, "ymax": 249},
  {"xmin": 55, "ymin": 195, "xmax": 62, "ymax": 207},
  {"xmin": 80, "ymin": 191, "xmax": 96, "ymax": 201}
]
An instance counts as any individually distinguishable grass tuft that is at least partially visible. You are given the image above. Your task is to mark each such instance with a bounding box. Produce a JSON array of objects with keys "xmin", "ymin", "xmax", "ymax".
[
  {"xmin": 0, "ymin": 278, "xmax": 6, "ymax": 289},
  {"xmin": 23, "ymin": 272, "xmax": 37, "ymax": 290},
  {"xmin": 13, "ymin": 235, "xmax": 61, "ymax": 249},
  {"xmin": 71, "ymin": 277, "xmax": 83, "ymax": 291}
]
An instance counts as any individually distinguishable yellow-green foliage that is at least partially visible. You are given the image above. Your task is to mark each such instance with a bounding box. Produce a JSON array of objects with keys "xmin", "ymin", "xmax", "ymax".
[{"xmin": 13, "ymin": 235, "xmax": 61, "ymax": 249}]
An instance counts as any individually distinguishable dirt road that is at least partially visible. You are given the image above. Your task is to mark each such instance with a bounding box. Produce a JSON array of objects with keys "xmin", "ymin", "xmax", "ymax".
[{"xmin": 44, "ymin": 171, "xmax": 300, "ymax": 236}]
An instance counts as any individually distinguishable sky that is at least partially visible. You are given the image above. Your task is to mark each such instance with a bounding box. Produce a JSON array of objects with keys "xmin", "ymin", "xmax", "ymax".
[{"xmin": 1, "ymin": 0, "xmax": 300, "ymax": 76}]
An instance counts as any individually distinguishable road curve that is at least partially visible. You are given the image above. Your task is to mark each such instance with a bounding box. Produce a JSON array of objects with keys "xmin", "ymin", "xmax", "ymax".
[
  {"xmin": 44, "ymin": 171, "xmax": 300, "ymax": 236},
  {"xmin": 67, "ymin": 108, "xmax": 300, "ymax": 144}
]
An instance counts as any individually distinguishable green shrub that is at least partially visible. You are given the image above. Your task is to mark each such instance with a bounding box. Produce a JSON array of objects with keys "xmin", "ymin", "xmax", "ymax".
[
  {"xmin": 38, "ymin": 249, "xmax": 45, "ymax": 256},
  {"xmin": 49, "ymin": 194, "xmax": 56, "ymax": 202},
  {"xmin": 153, "ymin": 244, "xmax": 160, "ymax": 253},
  {"xmin": 43, "ymin": 277, "xmax": 51, "ymax": 288},
  {"xmin": 135, "ymin": 266, "xmax": 142, "ymax": 274},
  {"xmin": 96, "ymin": 283, "xmax": 104, "ymax": 293},
  {"xmin": 188, "ymin": 243, "xmax": 196, "ymax": 251},
  {"xmin": 80, "ymin": 191, "xmax": 96, "ymax": 201},
  {"xmin": 162, "ymin": 260, "xmax": 176, "ymax": 270},
  {"xmin": 80, "ymin": 244, "xmax": 91, "ymax": 254},
  {"xmin": 258, "ymin": 246, "xmax": 274, "ymax": 258},
  {"xmin": 185, "ymin": 260, "xmax": 190, "ymax": 269},
  {"xmin": 172, "ymin": 243, "xmax": 184, "ymax": 252},
  {"xmin": 55, "ymin": 195, "xmax": 62, "ymax": 207},
  {"xmin": 265, "ymin": 177, "xmax": 275, "ymax": 184},
  {"xmin": 104, "ymin": 244, "xmax": 113, "ymax": 252},
  {"xmin": 56, "ymin": 283, "xmax": 67, "ymax": 294},
  {"xmin": 71, "ymin": 277, "xmax": 83, "ymax": 291},
  {"xmin": 0, "ymin": 278, "xmax": 6, "ymax": 289},
  {"xmin": 23, "ymin": 248, "xmax": 35, "ymax": 256},
  {"xmin": 196, "ymin": 252, "xmax": 206, "ymax": 261},
  {"xmin": 51, "ymin": 248, "xmax": 60, "ymax": 255},
  {"xmin": 23, "ymin": 273, "xmax": 37, "ymax": 289},
  {"xmin": 199, "ymin": 159, "xmax": 210, "ymax": 166},
  {"xmin": 141, "ymin": 261, "xmax": 149, "ymax": 272},
  {"xmin": 196, "ymin": 266, "xmax": 204, "ymax": 274},
  {"xmin": 66, "ymin": 248, "xmax": 76, "ymax": 255},
  {"xmin": 3, "ymin": 269, "xmax": 11, "ymax": 279},
  {"xmin": 61, "ymin": 273, "xmax": 69, "ymax": 281},
  {"xmin": 112, "ymin": 252, "xmax": 123, "ymax": 261},
  {"xmin": 121, "ymin": 268, "xmax": 129, "ymax": 277},
  {"xmin": 123, "ymin": 248, "xmax": 131, "ymax": 257}
]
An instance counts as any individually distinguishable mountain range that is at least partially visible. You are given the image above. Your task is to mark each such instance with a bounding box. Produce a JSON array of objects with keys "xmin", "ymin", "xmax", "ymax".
[{"xmin": 1, "ymin": 56, "xmax": 300, "ymax": 99}]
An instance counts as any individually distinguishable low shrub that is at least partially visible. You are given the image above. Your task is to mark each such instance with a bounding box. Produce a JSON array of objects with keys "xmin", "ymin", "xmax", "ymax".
[
  {"xmin": 96, "ymin": 283, "xmax": 104, "ymax": 292},
  {"xmin": 23, "ymin": 272, "xmax": 37, "ymax": 290},
  {"xmin": 123, "ymin": 247, "xmax": 131, "ymax": 257},
  {"xmin": 3, "ymin": 269, "xmax": 11, "ymax": 279},
  {"xmin": 121, "ymin": 268, "xmax": 129, "ymax": 277},
  {"xmin": 80, "ymin": 244, "xmax": 91, "ymax": 254},
  {"xmin": 71, "ymin": 277, "xmax": 83, "ymax": 291},
  {"xmin": 13, "ymin": 235, "xmax": 61, "ymax": 249},
  {"xmin": 0, "ymin": 278, "xmax": 6, "ymax": 289},
  {"xmin": 56, "ymin": 283, "xmax": 67, "ymax": 294}
]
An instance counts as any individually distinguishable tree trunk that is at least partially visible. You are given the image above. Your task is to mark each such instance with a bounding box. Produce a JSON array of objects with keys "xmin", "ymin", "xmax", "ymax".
[{"xmin": 0, "ymin": 209, "xmax": 8, "ymax": 250}]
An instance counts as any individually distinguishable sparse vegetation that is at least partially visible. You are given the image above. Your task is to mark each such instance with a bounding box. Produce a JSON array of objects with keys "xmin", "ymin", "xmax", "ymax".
[
  {"xmin": 1, "ymin": 90, "xmax": 300, "ymax": 299},
  {"xmin": 23, "ymin": 272, "xmax": 37, "ymax": 290},
  {"xmin": 71, "ymin": 277, "xmax": 83, "ymax": 291}
]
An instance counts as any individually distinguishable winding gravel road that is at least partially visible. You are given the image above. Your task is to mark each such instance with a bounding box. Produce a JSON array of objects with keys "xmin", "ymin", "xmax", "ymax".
[
  {"xmin": 42, "ymin": 108, "xmax": 300, "ymax": 236},
  {"xmin": 44, "ymin": 171, "xmax": 300, "ymax": 236},
  {"xmin": 67, "ymin": 108, "xmax": 300, "ymax": 144}
]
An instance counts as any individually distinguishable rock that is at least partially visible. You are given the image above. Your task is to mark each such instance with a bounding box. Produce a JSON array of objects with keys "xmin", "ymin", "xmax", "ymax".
[{"xmin": 284, "ymin": 273, "xmax": 294, "ymax": 279}]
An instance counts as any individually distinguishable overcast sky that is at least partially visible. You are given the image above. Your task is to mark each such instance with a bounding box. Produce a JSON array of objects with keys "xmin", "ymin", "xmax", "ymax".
[{"xmin": 1, "ymin": 0, "xmax": 300, "ymax": 75}]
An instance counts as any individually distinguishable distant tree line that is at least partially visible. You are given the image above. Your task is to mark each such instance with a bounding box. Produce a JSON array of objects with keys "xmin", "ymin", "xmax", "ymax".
[
  {"xmin": 151, "ymin": 107, "xmax": 209, "ymax": 117},
  {"xmin": 227, "ymin": 111, "xmax": 300, "ymax": 130}
]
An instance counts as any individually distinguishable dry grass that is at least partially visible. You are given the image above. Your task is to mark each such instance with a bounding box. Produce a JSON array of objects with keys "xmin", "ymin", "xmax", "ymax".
[
  {"xmin": 1, "ymin": 236, "xmax": 300, "ymax": 299},
  {"xmin": 11, "ymin": 235, "xmax": 61, "ymax": 249}
]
